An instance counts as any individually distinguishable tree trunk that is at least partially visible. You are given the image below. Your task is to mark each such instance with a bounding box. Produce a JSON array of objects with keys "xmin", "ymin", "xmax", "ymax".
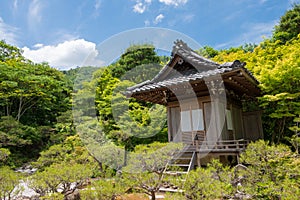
[
  {"xmin": 123, "ymin": 148, "xmax": 128, "ymax": 166},
  {"xmin": 272, "ymin": 118, "xmax": 283, "ymax": 144},
  {"xmin": 17, "ymin": 96, "xmax": 23, "ymax": 121},
  {"xmin": 6, "ymin": 104, "xmax": 9, "ymax": 116},
  {"xmin": 150, "ymin": 191, "xmax": 156, "ymax": 200},
  {"xmin": 88, "ymin": 152, "xmax": 103, "ymax": 172},
  {"xmin": 5, "ymin": 99, "xmax": 10, "ymax": 116},
  {"xmin": 277, "ymin": 117, "xmax": 286, "ymax": 144}
]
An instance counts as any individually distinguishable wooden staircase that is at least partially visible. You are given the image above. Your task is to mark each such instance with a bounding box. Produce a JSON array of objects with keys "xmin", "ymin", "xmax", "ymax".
[{"xmin": 159, "ymin": 146, "xmax": 196, "ymax": 192}]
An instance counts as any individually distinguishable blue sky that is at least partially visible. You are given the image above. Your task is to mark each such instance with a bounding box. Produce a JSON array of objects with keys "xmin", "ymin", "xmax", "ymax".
[{"xmin": 0, "ymin": 0, "xmax": 297, "ymax": 69}]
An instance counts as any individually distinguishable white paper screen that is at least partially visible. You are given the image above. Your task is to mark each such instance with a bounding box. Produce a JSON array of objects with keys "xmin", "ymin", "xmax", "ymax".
[
  {"xmin": 192, "ymin": 109, "xmax": 204, "ymax": 131},
  {"xmin": 226, "ymin": 109, "xmax": 233, "ymax": 130},
  {"xmin": 181, "ymin": 110, "xmax": 191, "ymax": 132}
]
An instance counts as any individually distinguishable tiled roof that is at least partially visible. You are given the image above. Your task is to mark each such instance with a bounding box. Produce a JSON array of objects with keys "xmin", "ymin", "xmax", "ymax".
[
  {"xmin": 128, "ymin": 67, "xmax": 235, "ymax": 93},
  {"xmin": 127, "ymin": 40, "xmax": 258, "ymax": 96}
]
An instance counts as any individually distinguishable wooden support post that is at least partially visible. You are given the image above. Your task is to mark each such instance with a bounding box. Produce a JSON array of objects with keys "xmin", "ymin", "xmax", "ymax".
[
  {"xmin": 197, "ymin": 152, "xmax": 201, "ymax": 167},
  {"xmin": 190, "ymin": 105, "xmax": 195, "ymax": 146}
]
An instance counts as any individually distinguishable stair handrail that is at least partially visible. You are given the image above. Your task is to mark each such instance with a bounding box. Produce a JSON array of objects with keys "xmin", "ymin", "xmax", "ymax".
[{"xmin": 187, "ymin": 151, "xmax": 196, "ymax": 172}]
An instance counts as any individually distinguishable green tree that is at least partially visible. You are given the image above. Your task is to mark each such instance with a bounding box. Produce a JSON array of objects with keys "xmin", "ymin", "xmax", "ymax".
[
  {"xmin": 197, "ymin": 46, "xmax": 219, "ymax": 58},
  {"xmin": 213, "ymin": 35, "xmax": 300, "ymax": 143},
  {"xmin": 0, "ymin": 40, "xmax": 25, "ymax": 62},
  {"xmin": 0, "ymin": 42, "xmax": 72, "ymax": 165},
  {"xmin": 29, "ymin": 162, "xmax": 93, "ymax": 198},
  {"xmin": 84, "ymin": 44, "xmax": 168, "ymax": 165},
  {"xmin": 123, "ymin": 142, "xmax": 183, "ymax": 200},
  {"xmin": 51, "ymin": 110, "xmax": 76, "ymax": 144},
  {"xmin": 32, "ymin": 135, "xmax": 99, "ymax": 176},
  {"xmin": 80, "ymin": 178, "xmax": 128, "ymax": 200},
  {"xmin": 239, "ymin": 140, "xmax": 300, "ymax": 199},
  {"xmin": 0, "ymin": 61, "xmax": 70, "ymax": 125},
  {"xmin": 184, "ymin": 159, "xmax": 233, "ymax": 199},
  {"xmin": 107, "ymin": 80, "xmax": 167, "ymax": 165},
  {"xmin": 273, "ymin": 3, "xmax": 300, "ymax": 44},
  {"xmin": 0, "ymin": 117, "xmax": 37, "ymax": 147},
  {"xmin": 0, "ymin": 148, "xmax": 10, "ymax": 165},
  {"xmin": 95, "ymin": 68, "xmax": 120, "ymax": 135},
  {"xmin": 109, "ymin": 44, "xmax": 160, "ymax": 78},
  {"xmin": 258, "ymin": 37, "xmax": 300, "ymax": 142},
  {"xmin": 0, "ymin": 166, "xmax": 22, "ymax": 200},
  {"xmin": 0, "ymin": 116, "xmax": 42, "ymax": 166}
]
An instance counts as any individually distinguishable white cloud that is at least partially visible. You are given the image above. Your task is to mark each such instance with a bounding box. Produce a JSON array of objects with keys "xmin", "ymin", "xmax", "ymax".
[
  {"xmin": 158, "ymin": 0, "xmax": 188, "ymax": 7},
  {"xmin": 215, "ymin": 21, "xmax": 277, "ymax": 49},
  {"xmin": 133, "ymin": 0, "xmax": 152, "ymax": 14},
  {"xmin": 0, "ymin": 17, "xmax": 19, "ymax": 45},
  {"xmin": 28, "ymin": 0, "xmax": 43, "ymax": 29},
  {"xmin": 133, "ymin": 0, "xmax": 188, "ymax": 13},
  {"xmin": 133, "ymin": 2, "xmax": 146, "ymax": 13},
  {"xmin": 22, "ymin": 39, "xmax": 103, "ymax": 70},
  {"xmin": 241, "ymin": 21, "xmax": 276, "ymax": 42},
  {"xmin": 153, "ymin": 14, "xmax": 165, "ymax": 24},
  {"xmin": 33, "ymin": 43, "xmax": 43, "ymax": 48}
]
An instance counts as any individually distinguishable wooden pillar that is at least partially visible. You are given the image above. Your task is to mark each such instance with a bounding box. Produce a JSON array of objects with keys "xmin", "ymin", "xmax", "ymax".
[
  {"xmin": 190, "ymin": 105, "xmax": 195, "ymax": 146},
  {"xmin": 167, "ymin": 107, "xmax": 172, "ymax": 142},
  {"xmin": 197, "ymin": 152, "xmax": 201, "ymax": 167}
]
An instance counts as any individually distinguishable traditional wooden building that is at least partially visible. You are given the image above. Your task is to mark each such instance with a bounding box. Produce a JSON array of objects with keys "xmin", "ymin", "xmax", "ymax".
[{"xmin": 126, "ymin": 40, "xmax": 263, "ymax": 167}]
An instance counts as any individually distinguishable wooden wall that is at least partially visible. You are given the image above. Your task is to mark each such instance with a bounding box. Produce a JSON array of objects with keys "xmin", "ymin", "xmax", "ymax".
[
  {"xmin": 167, "ymin": 96, "xmax": 263, "ymax": 144},
  {"xmin": 242, "ymin": 111, "xmax": 263, "ymax": 140},
  {"xmin": 167, "ymin": 106, "xmax": 181, "ymax": 142},
  {"xmin": 232, "ymin": 106, "xmax": 244, "ymax": 139}
]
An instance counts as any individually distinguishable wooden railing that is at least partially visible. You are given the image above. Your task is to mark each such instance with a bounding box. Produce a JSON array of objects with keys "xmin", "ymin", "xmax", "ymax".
[
  {"xmin": 187, "ymin": 151, "xmax": 196, "ymax": 172},
  {"xmin": 196, "ymin": 139, "xmax": 250, "ymax": 153},
  {"xmin": 182, "ymin": 131, "xmax": 205, "ymax": 145}
]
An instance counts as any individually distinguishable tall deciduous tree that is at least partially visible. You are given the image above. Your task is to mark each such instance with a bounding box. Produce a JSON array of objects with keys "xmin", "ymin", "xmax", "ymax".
[
  {"xmin": 273, "ymin": 3, "xmax": 300, "ymax": 44},
  {"xmin": 109, "ymin": 44, "xmax": 160, "ymax": 78},
  {"xmin": 0, "ymin": 41, "xmax": 72, "ymax": 165},
  {"xmin": 213, "ymin": 35, "xmax": 300, "ymax": 143},
  {"xmin": 91, "ymin": 44, "xmax": 167, "ymax": 164},
  {"xmin": 0, "ymin": 40, "xmax": 25, "ymax": 62},
  {"xmin": 0, "ymin": 61, "xmax": 70, "ymax": 125}
]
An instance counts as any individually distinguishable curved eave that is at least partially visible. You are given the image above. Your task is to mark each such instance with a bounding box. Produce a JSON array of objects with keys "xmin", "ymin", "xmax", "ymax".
[{"xmin": 126, "ymin": 68, "xmax": 260, "ymax": 105}]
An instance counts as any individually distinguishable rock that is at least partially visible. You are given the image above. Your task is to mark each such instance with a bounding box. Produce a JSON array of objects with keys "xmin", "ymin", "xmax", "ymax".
[
  {"xmin": 15, "ymin": 165, "xmax": 37, "ymax": 174},
  {"xmin": 12, "ymin": 180, "xmax": 39, "ymax": 200},
  {"xmin": 65, "ymin": 190, "xmax": 80, "ymax": 200}
]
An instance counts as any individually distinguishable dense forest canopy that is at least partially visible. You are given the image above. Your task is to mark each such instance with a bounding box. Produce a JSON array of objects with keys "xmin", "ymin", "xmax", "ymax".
[{"xmin": 0, "ymin": 40, "xmax": 72, "ymax": 166}]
